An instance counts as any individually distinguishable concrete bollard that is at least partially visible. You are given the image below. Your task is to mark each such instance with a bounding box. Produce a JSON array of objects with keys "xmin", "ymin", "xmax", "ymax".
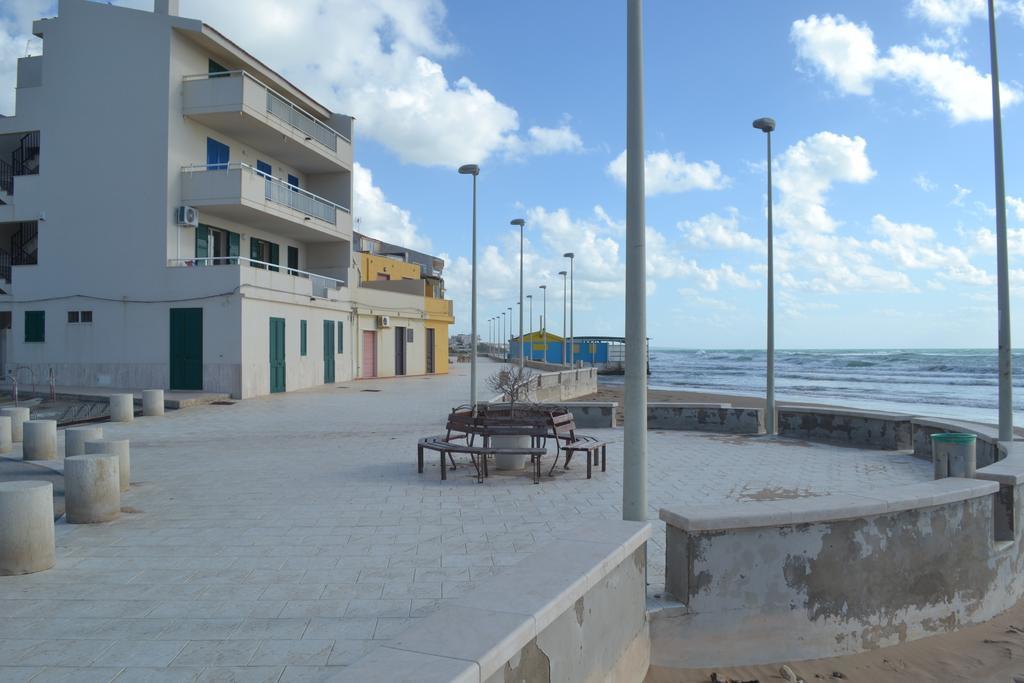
[
  {"xmin": 64, "ymin": 454, "xmax": 120, "ymax": 523},
  {"xmin": 84, "ymin": 439, "xmax": 130, "ymax": 492},
  {"xmin": 142, "ymin": 389, "xmax": 164, "ymax": 417},
  {"xmin": 931, "ymin": 433, "xmax": 977, "ymax": 479},
  {"xmin": 109, "ymin": 394, "xmax": 135, "ymax": 423},
  {"xmin": 23, "ymin": 420, "xmax": 57, "ymax": 461},
  {"xmin": 0, "ymin": 416, "xmax": 11, "ymax": 454},
  {"xmin": 65, "ymin": 426, "xmax": 103, "ymax": 458},
  {"xmin": 0, "ymin": 481, "xmax": 55, "ymax": 575},
  {"xmin": 0, "ymin": 407, "xmax": 31, "ymax": 442}
]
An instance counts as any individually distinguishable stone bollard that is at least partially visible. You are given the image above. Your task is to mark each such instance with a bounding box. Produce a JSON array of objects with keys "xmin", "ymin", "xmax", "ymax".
[
  {"xmin": 0, "ymin": 406, "xmax": 31, "ymax": 442},
  {"xmin": 64, "ymin": 454, "xmax": 120, "ymax": 523},
  {"xmin": 109, "ymin": 394, "xmax": 135, "ymax": 423},
  {"xmin": 0, "ymin": 416, "xmax": 11, "ymax": 454},
  {"xmin": 931, "ymin": 432, "xmax": 977, "ymax": 479},
  {"xmin": 85, "ymin": 439, "xmax": 130, "ymax": 492},
  {"xmin": 142, "ymin": 389, "xmax": 164, "ymax": 417},
  {"xmin": 65, "ymin": 426, "xmax": 103, "ymax": 458},
  {"xmin": 23, "ymin": 420, "xmax": 58, "ymax": 461},
  {"xmin": 0, "ymin": 481, "xmax": 55, "ymax": 575}
]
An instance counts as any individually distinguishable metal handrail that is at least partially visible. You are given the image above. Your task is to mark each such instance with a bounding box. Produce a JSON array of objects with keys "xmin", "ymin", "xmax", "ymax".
[
  {"xmin": 183, "ymin": 70, "xmax": 349, "ymax": 148},
  {"xmin": 169, "ymin": 256, "xmax": 346, "ymax": 297},
  {"xmin": 181, "ymin": 162, "xmax": 351, "ymax": 224}
]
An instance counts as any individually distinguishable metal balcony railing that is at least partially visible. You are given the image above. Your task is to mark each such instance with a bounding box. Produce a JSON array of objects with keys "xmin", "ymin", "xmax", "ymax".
[
  {"xmin": 181, "ymin": 162, "xmax": 350, "ymax": 226},
  {"xmin": 183, "ymin": 70, "xmax": 348, "ymax": 151},
  {"xmin": 169, "ymin": 256, "xmax": 346, "ymax": 298}
]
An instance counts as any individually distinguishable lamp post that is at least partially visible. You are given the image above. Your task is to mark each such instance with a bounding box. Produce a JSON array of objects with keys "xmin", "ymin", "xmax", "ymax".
[
  {"xmin": 753, "ymin": 117, "xmax": 776, "ymax": 436},
  {"xmin": 988, "ymin": 0, "xmax": 1013, "ymax": 442},
  {"xmin": 526, "ymin": 294, "xmax": 534, "ymax": 362},
  {"xmin": 507, "ymin": 306, "xmax": 513, "ymax": 360},
  {"xmin": 511, "ymin": 219, "xmax": 526, "ymax": 370},
  {"xmin": 558, "ymin": 270, "xmax": 568, "ymax": 366},
  {"xmin": 458, "ymin": 163, "xmax": 480, "ymax": 413},
  {"xmin": 500, "ymin": 312, "xmax": 506, "ymax": 359},
  {"xmin": 563, "ymin": 252, "xmax": 575, "ymax": 367},
  {"xmin": 539, "ymin": 284, "xmax": 548, "ymax": 364},
  {"xmin": 623, "ymin": 0, "xmax": 647, "ymax": 523}
]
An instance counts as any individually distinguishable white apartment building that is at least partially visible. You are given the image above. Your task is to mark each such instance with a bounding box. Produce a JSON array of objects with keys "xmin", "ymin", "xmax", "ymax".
[{"xmin": 0, "ymin": 0, "xmax": 454, "ymax": 398}]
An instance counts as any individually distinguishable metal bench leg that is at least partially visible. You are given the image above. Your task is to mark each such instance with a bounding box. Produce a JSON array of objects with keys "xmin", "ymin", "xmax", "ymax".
[
  {"xmin": 417, "ymin": 446, "xmax": 424, "ymax": 474},
  {"xmin": 441, "ymin": 451, "xmax": 447, "ymax": 481},
  {"xmin": 602, "ymin": 445, "xmax": 607, "ymax": 472},
  {"xmin": 587, "ymin": 449, "xmax": 592, "ymax": 479},
  {"xmin": 548, "ymin": 450, "xmax": 562, "ymax": 476},
  {"xmin": 534, "ymin": 455, "xmax": 540, "ymax": 484}
]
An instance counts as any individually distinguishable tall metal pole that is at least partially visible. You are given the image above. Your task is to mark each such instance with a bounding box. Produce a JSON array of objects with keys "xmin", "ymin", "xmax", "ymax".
[
  {"xmin": 527, "ymin": 294, "xmax": 533, "ymax": 362},
  {"xmin": 458, "ymin": 164, "xmax": 480, "ymax": 412},
  {"xmin": 623, "ymin": 0, "xmax": 647, "ymax": 523},
  {"xmin": 564, "ymin": 253, "xmax": 575, "ymax": 367},
  {"xmin": 511, "ymin": 219, "xmax": 526, "ymax": 370},
  {"xmin": 754, "ymin": 117, "xmax": 776, "ymax": 435},
  {"xmin": 989, "ymin": 0, "xmax": 1013, "ymax": 442},
  {"xmin": 559, "ymin": 270, "xmax": 567, "ymax": 366},
  {"xmin": 540, "ymin": 285, "xmax": 547, "ymax": 364},
  {"xmin": 507, "ymin": 306, "xmax": 513, "ymax": 360}
]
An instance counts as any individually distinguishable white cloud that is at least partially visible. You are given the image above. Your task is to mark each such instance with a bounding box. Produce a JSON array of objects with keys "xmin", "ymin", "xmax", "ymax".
[
  {"xmin": 791, "ymin": 13, "xmax": 1021, "ymax": 123},
  {"xmin": 679, "ymin": 208, "xmax": 764, "ymax": 252},
  {"xmin": 909, "ymin": 0, "xmax": 986, "ymax": 27},
  {"xmin": 952, "ymin": 184, "xmax": 972, "ymax": 206},
  {"xmin": 352, "ymin": 162, "xmax": 431, "ymax": 252},
  {"xmin": 869, "ymin": 214, "xmax": 994, "ymax": 285},
  {"xmin": 0, "ymin": 1, "xmax": 582, "ymax": 165},
  {"xmin": 1009, "ymin": 196, "xmax": 1024, "ymax": 222},
  {"xmin": 607, "ymin": 150, "xmax": 729, "ymax": 196},
  {"xmin": 914, "ymin": 174, "xmax": 937, "ymax": 192}
]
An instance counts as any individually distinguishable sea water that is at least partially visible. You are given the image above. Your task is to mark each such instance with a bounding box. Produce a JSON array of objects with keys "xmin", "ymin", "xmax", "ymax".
[{"xmin": 600, "ymin": 349, "xmax": 1024, "ymax": 425}]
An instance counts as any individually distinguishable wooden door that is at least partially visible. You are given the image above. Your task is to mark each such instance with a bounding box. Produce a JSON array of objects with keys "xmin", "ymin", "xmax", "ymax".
[
  {"xmin": 426, "ymin": 328, "xmax": 435, "ymax": 374},
  {"xmin": 269, "ymin": 317, "xmax": 286, "ymax": 393},
  {"xmin": 323, "ymin": 320, "xmax": 335, "ymax": 384},
  {"xmin": 394, "ymin": 327, "xmax": 406, "ymax": 376},
  {"xmin": 169, "ymin": 308, "xmax": 203, "ymax": 390},
  {"xmin": 361, "ymin": 331, "xmax": 377, "ymax": 378}
]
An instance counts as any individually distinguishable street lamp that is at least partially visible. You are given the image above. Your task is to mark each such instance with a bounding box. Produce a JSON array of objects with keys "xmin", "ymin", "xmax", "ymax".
[
  {"xmin": 458, "ymin": 163, "xmax": 480, "ymax": 413},
  {"xmin": 563, "ymin": 252, "xmax": 575, "ymax": 367},
  {"xmin": 511, "ymin": 219, "xmax": 526, "ymax": 370},
  {"xmin": 539, "ymin": 284, "xmax": 548, "ymax": 364},
  {"xmin": 987, "ymin": 0, "xmax": 1013, "ymax": 442},
  {"xmin": 507, "ymin": 306, "xmax": 513, "ymax": 360},
  {"xmin": 558, "ymin": 270, "xmax": 568, "ymax": 366},
  {"xmin": 526, "ymin": 294, "xmax": 534, "ymax": 362},
  {"xmin": 500, "ymin": 312, "xmax": 506, "ymax": 359},
  {"xmin": 753, "ymin": 116, "xmax": 776, "ymax": 436}
]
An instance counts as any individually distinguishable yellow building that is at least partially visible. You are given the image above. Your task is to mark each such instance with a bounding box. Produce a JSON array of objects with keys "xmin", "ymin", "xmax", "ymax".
[{"xmin": 353, "ymin": 233, "xmax": 453, "ymax": 376}]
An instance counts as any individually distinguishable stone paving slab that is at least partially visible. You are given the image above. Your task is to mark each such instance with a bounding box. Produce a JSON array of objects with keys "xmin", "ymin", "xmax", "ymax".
[{"xmin": 0, "ymin": 360, "xmax": 932, "ymax": 679}]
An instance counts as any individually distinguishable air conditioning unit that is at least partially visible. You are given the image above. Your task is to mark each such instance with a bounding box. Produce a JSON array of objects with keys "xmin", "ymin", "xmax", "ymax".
[
  {"xmin": 175, "ymin": 206, "xmax": 199, "ymax": 227},
  {"xmin": 377, "ymin": 315, "xmax": 391, "ymax": 329}
]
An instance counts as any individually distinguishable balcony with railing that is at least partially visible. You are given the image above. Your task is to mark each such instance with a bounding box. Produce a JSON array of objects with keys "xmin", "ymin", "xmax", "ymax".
[
  {"xmin": 169, "ymin": 256, "xmax": 346, "ymax": 299},
  {"xmin": 182, "ymin": 70, "xmax": 352, "ymax": 173},
  {"xmin": 181, "ymin": 162, "xmax": 352, "ymax": 241}
]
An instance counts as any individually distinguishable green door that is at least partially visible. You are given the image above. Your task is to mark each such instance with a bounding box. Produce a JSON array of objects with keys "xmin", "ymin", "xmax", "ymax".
[
  {"xmin": 323, "ymin": 321, "xmax": 335, "ymax": 383},
  {"xmin": 269, "ymin": 317, "xmax": 286, "ymax": 393},
  {"xmin": 169, "ymin": 308, "xmax": 203, "ymax": 390}
]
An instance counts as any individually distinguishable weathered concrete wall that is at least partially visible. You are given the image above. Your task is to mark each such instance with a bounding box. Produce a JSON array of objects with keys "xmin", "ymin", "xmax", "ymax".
[
  {"xmin": 530, "ymin": 368, "xmax": 598, "ymax": 403},
  {"xmin": 647, "ymin": 404, "xmax": 763, "ymax": 434},
  {"xmin": 550, "ymin": 402, "xmax": 617, "ymax": 428},
  {"xmin": 912, "ymin": 418, "xmax": 1001, "ymax": 467},
  {"xmin": 777, "ymin": 407, "xmax": 912, "ymax": 450},
  {"xmin": 338, "ymin": 521, "xmax": 651, "ymax": 682},
  {"xmin": 652, "ymin": 479, "xmax": 1022, "ymax": 668}
]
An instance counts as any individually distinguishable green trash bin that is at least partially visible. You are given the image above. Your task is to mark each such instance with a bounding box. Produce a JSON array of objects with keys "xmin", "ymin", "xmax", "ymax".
[{"xmin": 930, "ymin": 432, "xmax": 976, "ymax": 479}]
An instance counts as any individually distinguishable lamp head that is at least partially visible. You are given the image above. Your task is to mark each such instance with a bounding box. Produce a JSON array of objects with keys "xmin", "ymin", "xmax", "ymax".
[
  {"xmin": 558, "ymin": 270, "xmax": 567, "ymax": 276},
  {"xmin": 563, "ymin": 252, "xmax": 575, "ymax": 259},
  {"xmin": 539, "ymin": 285, "xmax": 547, "ymax": 290},
  {"xmin": 510, "ymin": 218, "xmax": 525, "ymax": 227},
  {"xmin": 752, "ymin": 117, "xmax": 776, "ymax": 133},
  {"xmin": 457, "ymin": 164, "xmax": 480, "ymax": 176}
]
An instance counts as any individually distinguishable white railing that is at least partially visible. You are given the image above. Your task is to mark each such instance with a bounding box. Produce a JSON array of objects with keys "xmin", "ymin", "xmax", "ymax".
[
  {"xmin": 169, "ymin": 257, "xmax": 346, "ymax": 298},
  {"xmin": 181, "ymin": 162, "xmax": 350, "ymax": 225},
  {"xmin": 183, "ymin": 70, "xmax": 348, "ymax": 150}
]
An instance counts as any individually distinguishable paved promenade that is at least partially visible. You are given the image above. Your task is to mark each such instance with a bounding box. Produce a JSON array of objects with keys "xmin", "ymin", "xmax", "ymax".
[{"xmin": 0, "ymin": 359, "xmax": 932, "ymax": 681}]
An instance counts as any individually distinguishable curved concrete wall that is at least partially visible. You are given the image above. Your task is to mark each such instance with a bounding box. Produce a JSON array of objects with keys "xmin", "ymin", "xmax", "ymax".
[
  {"xmin": 654, "ymin": 478, "xmax": 1017, "ymax": 667},
  {"xmin": 777, "ymin": 406, "xmax": 912, "ymax": 450},
  {"xmin": 647, "ymin": 404, "xmax": 763, "ymax": 434}
]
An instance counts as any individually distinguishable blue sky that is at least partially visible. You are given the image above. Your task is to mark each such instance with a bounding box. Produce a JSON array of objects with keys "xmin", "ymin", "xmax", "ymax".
[{"xmin": 2, "ymin": 0, "xmax": 1024, "ymax": 349}]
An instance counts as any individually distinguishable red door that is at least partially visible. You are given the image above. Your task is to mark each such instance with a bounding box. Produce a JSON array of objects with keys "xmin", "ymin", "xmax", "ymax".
[{"xmin": 361, "ymin": 331, "xmax": 377, "ymax": 378}]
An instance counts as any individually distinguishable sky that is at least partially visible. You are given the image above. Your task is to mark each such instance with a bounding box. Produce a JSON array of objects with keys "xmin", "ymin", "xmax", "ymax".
[{"xmin": 2, "ymin": 0, "xmax": 1024, "ymax": 349}]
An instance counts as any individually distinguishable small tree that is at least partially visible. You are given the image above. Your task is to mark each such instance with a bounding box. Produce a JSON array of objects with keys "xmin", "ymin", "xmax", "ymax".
[{"xmin": 487, "ymin": 366, "xmax": 536, "ymax": 412}]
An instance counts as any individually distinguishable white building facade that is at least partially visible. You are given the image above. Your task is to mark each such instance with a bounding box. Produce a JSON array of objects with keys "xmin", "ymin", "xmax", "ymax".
[{"xmin": 0, "ymin": 0, "xmax": 452, "ymax": 399}]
